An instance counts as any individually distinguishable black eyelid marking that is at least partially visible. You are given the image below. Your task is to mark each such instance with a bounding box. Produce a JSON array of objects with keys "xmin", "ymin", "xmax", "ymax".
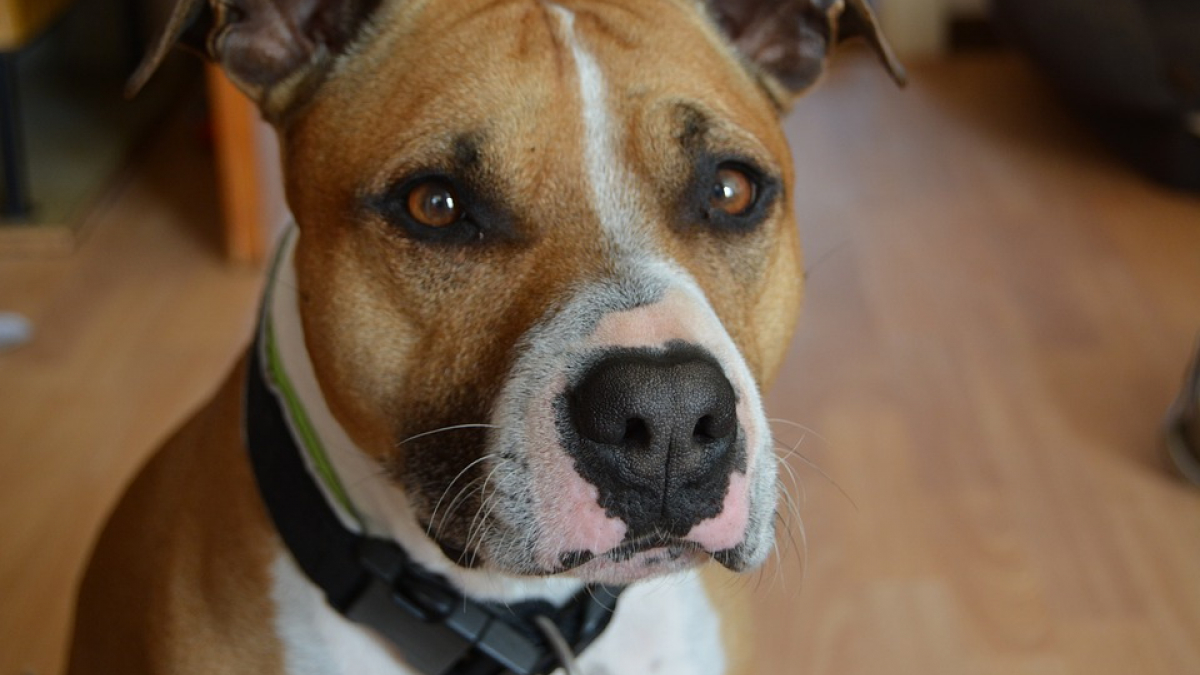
[
  {"xmin": 365, "ymin": 169, "xmax": 520, "ymax": 246},
  {"xmin": 452, "ymin": 133, "xmax": 483, "ymax": 169},
  {"xmin": 359, "ymin": 130, "xmax": 521, "ymax": 246},
  {"xmin": 365, "ymin": 172, "xmax": 484, "ymax": 245},
  {"xmin": 670, "ymin": 103, "xmax": 781, "ymax": 233},
  {"xmin": 687, "ymin": 153, "xmax": 781, "ymax": 234}
]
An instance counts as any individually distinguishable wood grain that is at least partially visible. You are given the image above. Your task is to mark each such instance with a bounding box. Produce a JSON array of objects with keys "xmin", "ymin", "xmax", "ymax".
[
  {"xmin": 755, "ymin": 54, "xmax": 1200, "ymax": 675},
  {"xmin": 0, "ymin": 54, "xmax": 1197, "ymax": 675}
]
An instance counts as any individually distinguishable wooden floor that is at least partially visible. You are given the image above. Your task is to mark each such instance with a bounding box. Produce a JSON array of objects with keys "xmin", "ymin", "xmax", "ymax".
[{"xmin": 2, "ymin": 55, "xmax": 1199, "ymax": 675}]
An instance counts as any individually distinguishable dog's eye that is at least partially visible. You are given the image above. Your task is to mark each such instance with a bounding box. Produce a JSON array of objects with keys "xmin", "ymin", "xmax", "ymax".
[
  {"xmin": 709, "ymin": 166, "xmax": 757, "ymax": 217},
  {"xmin": 406, "ymin": 179, "xmax": 463, "ymax": 228},
  {"xmin": 370, "ymin": 175, "xmax": 502, "ymax": 245}
]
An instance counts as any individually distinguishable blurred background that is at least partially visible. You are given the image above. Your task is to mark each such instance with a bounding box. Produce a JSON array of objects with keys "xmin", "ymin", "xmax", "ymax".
[{"xmin": 0, "ymin": 0, "xmax": 1197, "ymax": 674}]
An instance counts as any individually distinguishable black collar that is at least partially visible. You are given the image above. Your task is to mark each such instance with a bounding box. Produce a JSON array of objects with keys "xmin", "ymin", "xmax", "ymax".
[{"xmin": 243, "ymin": 333, "xmax": 622, "ymax": 675}]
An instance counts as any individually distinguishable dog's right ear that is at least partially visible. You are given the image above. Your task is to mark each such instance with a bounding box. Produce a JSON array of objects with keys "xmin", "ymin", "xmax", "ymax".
[
  {"xmin": 708, "ymin": 0, "xmax": 906, "ymax": 108},
  {"xmin": 129, "ymin": 0, "xmax": 382, "ymax": 123}
]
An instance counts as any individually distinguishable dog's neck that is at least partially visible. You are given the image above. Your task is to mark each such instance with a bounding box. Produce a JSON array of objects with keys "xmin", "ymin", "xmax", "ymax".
[{"xmin": 263, "ymin": 226, "xmax": 584, "ymax": 605}]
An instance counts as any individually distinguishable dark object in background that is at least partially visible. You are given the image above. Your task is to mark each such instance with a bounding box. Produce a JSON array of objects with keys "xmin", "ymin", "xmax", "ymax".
[
  {"xmin": 994, "ymin": 0, "xmax": 1200, "ymax": 193},
  {"xmin": 1166, "ymin": 340, "xmax": 1200, "ymax": 486}
]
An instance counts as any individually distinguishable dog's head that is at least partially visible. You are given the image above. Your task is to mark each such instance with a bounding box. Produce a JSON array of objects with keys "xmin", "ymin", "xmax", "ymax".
[{"xmin": 142, "ymin": 0, "xmax": 901, "ymax": 585}]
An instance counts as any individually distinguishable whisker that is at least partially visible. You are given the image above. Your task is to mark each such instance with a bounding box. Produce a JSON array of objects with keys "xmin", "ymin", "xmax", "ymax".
[
  {"xmin": 788, "ymin": 452, "xmax": 858, "ymax": 512},
  {"xmin": 776, "ymin": 480, "xmax": 803, "ymax": 525},
  {"xmin": 774, "ymin": 447, "xmax": 807, "ymax": 506},
  {"xmin": 777, "ymin": 488, "xmax": 807, "ymax": 573},
  {"xmin": 427, "ymin": 454, "xmax": 496, "ymax": 536},
  {"xmin": 434, "ymin": 471, "xmax": 493, "ymax": 542},
  {"xmin": 803, "ymin": 239, "xmax": 850, "ymax": 282},
  {"xmin": 462, "ymin": 493, "xmax": 501, "ymax": 568},
  {"xmin": 761, "ymin": 526, "xmax": 782, "ymax": 593},
  {"xmin": 767, "ymin": 418, "xmax": 830, "ymax": 445},
  {"xmin": 766, "ymin": 512, "xmax": 785, "ymax": 592},
  {"xmin": 776, "ymin": 509, "xmax": 804, "ymax": 590},
  {"xmin": 463, "ymin": 465, "xmax": 508, "ymax": 558},
  {"xmin": 431, "ymin": 475, "xmax": 485, "ymax": 538},
  {"xmin": 776, "ymin": 432, "xmax": 809, "ymax": 462},
  {"xmin": 396, "ymin": 423, "xmax": 501, "ymax": 448}
]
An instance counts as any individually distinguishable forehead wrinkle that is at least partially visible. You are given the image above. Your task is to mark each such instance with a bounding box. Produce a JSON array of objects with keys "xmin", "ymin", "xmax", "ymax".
[
  {"xmin": 669, "ymin": 102, "xmax": 780, "ymax": 173},
  {"xmin": 412, "ymin": 0, "xmax": 582, "ymax": 65},
  {"xmin": 341, "ymin": 16, "xmax": 579, "ymax": 197}
]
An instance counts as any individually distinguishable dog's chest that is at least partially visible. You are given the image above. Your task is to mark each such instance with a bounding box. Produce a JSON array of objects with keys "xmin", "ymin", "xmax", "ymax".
[{"xmin": 270, "ymin": 553, "xmax": 726, "ymax": 675}]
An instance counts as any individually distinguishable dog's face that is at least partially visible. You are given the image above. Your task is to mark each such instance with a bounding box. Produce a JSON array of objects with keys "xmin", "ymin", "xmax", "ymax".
[
  {"xmin": 289, "ymin": 0, "xmax": 803, "ymax": 583},
  {"xmin": 142, "ymin": 0, "xmax": 902, "ymax": 584}
]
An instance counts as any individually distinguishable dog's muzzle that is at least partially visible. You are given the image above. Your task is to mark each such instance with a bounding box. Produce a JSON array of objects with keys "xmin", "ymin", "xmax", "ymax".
[{"xmin": 484, "ymin": 277, "xmax": 778, "ymax": 583}]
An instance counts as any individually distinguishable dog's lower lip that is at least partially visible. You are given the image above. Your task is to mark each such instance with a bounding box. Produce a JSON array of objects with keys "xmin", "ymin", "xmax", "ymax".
[
  {"xmin": 558, "ymin": 536, "xmax": 705, "ymax": 571},
  {"xmin": 712, "ymin": 546, "xmax": 747, "ymax": 571},
  {"xmin": 559, "ymin": 550, "xmax": 596, "ymax": 569}
]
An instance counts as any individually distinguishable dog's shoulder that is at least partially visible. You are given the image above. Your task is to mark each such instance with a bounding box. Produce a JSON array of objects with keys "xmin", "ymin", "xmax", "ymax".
[{"xmin": 67, "ymin": 360, "xmax": 287, "ymax": 674}]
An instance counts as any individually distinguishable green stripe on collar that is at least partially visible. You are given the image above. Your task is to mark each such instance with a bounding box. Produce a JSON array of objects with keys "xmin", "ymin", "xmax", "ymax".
[{"xmin": 260, "ymin": 229, "xmax": 364, "ymax": 529}]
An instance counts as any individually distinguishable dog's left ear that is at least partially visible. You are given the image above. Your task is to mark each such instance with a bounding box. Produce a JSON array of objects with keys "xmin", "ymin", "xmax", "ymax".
[
  {"xmin": 129, "ymin": 0, "xmax": 382, "ymax": 122},
  {"xmin": 708, "ymin": 0, "xmax": 906, "ymax": 107}
]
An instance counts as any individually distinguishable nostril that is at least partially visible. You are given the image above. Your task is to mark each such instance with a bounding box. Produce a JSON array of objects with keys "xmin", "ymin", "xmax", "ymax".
[
  {"xmin": 693, "ymin": 411, "xmax": 736, "ymax": 444},
  {"xmin": 624, "ymin": 418, "xmax": 651, "ymax": 446},
  {"xmin": 693, "ymin": 415, "xmax": 716, "ymax": 443}
]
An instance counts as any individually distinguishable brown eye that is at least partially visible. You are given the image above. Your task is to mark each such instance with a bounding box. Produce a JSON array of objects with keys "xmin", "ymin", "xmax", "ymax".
[
  {"xmin": 710, "ymin": 166, "xmax": 756, "ymax": 216},
  {"xmin": 407, "ymin": 180, "xmax": 462, "ymax": 228}
]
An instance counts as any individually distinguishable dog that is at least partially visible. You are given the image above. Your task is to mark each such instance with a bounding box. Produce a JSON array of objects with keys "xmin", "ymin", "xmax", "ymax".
[{"xmin": 67, "ymin": 1, "xmax": 903, "ymax": 673}]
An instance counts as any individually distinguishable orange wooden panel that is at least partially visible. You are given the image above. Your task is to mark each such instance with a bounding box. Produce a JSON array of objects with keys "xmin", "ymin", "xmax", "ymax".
[{"xmin": 205, "ymin": 64, "xmax": 267, "ymax": 265}]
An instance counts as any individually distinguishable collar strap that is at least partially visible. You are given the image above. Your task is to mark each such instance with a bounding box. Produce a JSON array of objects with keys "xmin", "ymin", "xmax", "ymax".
[{"xmin": 244, "ymin": 331, "xmax": 622, "ymax": 675}]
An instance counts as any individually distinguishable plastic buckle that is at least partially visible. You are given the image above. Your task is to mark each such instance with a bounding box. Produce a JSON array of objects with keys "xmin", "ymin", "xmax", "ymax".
[
  {"xmin": 392, "ymin": 568, "xmax": 459, "ymax": 622},
  {"xmin": 345, "ymin": 574, "xmax": 474, "ymax": 675},
  {"xmin": 469, "ymin": 617, "xmax": 543, "ymax": 675},
  {"xmin": 352, "ymin": 538, "xmax": 546, "ymax": 675}
]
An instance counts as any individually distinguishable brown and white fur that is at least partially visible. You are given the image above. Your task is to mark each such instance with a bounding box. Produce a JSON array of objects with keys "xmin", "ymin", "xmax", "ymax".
[{"xmin": 67, "ymin": 1, "xmax": 903, "ymax": 673}]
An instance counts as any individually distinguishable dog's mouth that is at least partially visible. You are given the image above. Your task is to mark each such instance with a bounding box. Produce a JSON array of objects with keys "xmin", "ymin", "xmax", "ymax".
[
  {"xmin": 419, "ymin": 520, "xmax": 735, "ymax": 583},
  {"xmin": 552, "ymin": 534, "xmax": 715, "ymax": 583}
]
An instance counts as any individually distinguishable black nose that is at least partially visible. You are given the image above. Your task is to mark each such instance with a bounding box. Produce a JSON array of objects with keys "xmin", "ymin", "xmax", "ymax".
[{"xmin": 563, "ymin": 344, "xmax": 741, "ymax": 536}]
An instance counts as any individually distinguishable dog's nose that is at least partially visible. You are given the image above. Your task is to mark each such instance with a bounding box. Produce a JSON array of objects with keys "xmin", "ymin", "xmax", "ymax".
[
  {"xmin": 566, "ymin": 346, "xmax": 739, "ymax": 533},
  {"xmin": 569, "ymin": 351, "xmax": 737, "ymax": 467}
]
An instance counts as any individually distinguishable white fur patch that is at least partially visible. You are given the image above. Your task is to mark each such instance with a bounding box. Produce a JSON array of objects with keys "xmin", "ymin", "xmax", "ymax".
[
  {"xmin": 579, "ymin": 570, "xmax": 727, "ymax": 675},
  {"xmin": 271, "ymin": 552, "xmax": 405, "ymax": 675},
  {"xmin": 554, "ymin": 6, "xmax": 645, "ymax": 247},
  {"xmin": 271, "ymin": 549, "xmax": 725, "ymax": 675}
]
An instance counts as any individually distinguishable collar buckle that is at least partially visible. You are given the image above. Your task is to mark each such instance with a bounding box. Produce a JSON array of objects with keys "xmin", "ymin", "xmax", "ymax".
[
  {"xmin": 358, "ymin": 538, "xmax": 458, "ymax": 622},
  {"xmin": 351, "ymin": 538, "xmax": 545, "ymax": 675}
]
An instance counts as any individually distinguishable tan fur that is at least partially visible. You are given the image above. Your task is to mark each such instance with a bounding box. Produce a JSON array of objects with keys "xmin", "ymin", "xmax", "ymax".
[
  {"xmin": 701, "ymin": 565, "xmax": 758, "ymax": 675},
  {"xmin": 68, "ymin": 362, "xmax": 285, "ymax": 674},
  {"xmin": 70, "ymin": 0, "xmax": 825, "ymax": 671}
]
